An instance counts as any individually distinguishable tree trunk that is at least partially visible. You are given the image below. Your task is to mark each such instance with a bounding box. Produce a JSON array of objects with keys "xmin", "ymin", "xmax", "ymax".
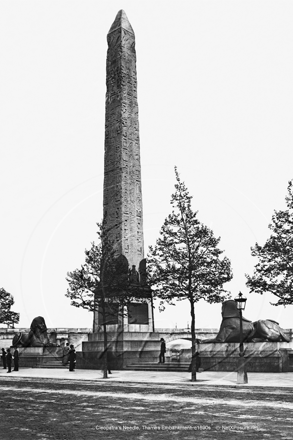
[
  {"xmin": 102, "ymin": 299, "xmax": 108, "ymax": 379},
  {"xmin": 190, "ymin": 299, "xmax": 196, "ymax": 382}
]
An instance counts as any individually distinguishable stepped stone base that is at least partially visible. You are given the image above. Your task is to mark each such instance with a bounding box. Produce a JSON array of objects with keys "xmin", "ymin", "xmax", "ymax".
[
  {"xmin": 124, "ymin": 362, "xmax": 191, "ymax": 372},
  {"xmin": 80, "ymin": 332, "xmax": 293, "ymax": 372},
  {"xmin": 16, "ymin": 347, "xmax": 67, "ymax": 369},
  {"xmin": 80, "ymin": 331, "xmax": 164, "ymax": 370}
]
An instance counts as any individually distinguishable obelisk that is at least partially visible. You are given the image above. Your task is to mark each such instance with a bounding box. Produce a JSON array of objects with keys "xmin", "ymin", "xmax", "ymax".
[
  {"xmin": 92, "ymin": 10, "xmax": 153, "ymax": 333},
  {"xmin": 103, "ymin": 10, "xmax": 144, "ymax": 270}
]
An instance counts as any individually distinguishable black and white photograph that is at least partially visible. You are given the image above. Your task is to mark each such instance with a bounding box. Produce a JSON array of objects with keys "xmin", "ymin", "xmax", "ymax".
[{"xmin": 0, "ymin": 1, "xmax": 293, "ymax": 438}]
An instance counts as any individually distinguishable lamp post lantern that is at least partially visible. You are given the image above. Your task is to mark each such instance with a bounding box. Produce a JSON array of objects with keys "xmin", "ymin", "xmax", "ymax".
[{"xmin": 234, "ymin": 291, "xmax": 248, "ymax": 384}]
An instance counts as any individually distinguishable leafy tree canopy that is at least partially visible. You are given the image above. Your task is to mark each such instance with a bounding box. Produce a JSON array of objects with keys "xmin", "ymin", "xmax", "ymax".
[
  {"xmin": 148, "ymin": 167, "xmax": 233, "ymax": 308},
  {"xmin": 66, "ymin": 240, "xmax": 102, "ymax": 312},
  {"xmin": 0, "ymin": 288, "xmax": 19, "ymax": 327},
  {"xmin": 246, "ymin": 180, "xmax": 293, "ymax": 306},
  {"xmin": 66, "ymin": 223, "xmax": 148, "ymax": 313}
]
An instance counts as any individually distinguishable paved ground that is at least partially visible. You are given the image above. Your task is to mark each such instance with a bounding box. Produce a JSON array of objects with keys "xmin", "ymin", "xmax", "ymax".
[
  {"xmin": 1, "ymin": 366, "xmax": 293, "ymax": 388},
  {"xmin": 1, "ymin": 368, "xmax": 293, "ymax": 439}
]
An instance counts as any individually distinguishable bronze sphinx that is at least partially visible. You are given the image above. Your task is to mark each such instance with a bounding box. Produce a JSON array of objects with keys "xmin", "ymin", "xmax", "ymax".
[
  {"xmin": 12, "ymin": 316, "xmax": 53, "ymax": 347},
  {"xmin": 201, "ymin": 300, "xmax": 290, "ymax": 343}
]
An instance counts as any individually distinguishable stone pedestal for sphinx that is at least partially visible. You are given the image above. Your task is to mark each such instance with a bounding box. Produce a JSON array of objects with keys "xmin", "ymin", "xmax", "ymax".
[
  {"xmin": 198, "ymin": 341, "xmax": 293, "ymax": 373},
  {"xmin": 163, "ymin": 340, "xmax": 293, "ymax": 372},
  {"xmin": 14, "ymin": 346, "xmax": 66, "ymax": 368}
]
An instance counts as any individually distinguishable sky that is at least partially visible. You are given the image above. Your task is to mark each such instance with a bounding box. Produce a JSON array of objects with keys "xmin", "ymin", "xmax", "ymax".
[{"xmin": 0, "ymin": 1, "xmax": 293, "ymax": 331}]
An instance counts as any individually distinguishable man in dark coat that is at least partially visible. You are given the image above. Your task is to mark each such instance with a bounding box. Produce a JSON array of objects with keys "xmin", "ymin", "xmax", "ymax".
[
  {"xmin": 13, "ymin": 349, "xmax": 19, "ymax": 371},
  {"xmin": 6, "ymin": 348, "xmax": 12, "ymax": 373},
  {"xmin": 107, "ymin": 347, "xmax": 113, "ymax": 374},
  {"xmin": 1, "ymin": 348, "xmax": 6, "ymax": 369},
  {"xmin": 159, "ymin": 338, "xmax": 166, "ymax": 363},
  {"xmin": 68, "ymin": 345, "xmax": 76, "ymax": 371}
]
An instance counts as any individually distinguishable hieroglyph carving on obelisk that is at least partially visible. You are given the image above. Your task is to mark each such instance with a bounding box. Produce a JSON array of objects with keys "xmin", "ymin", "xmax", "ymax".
[{"xmin": 103, "ymin": 10, "xmax": 144, "ymax": 270}]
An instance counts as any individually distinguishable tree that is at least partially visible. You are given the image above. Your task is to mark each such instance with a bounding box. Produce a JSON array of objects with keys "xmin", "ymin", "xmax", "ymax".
[
  {"xmin": 66, "ymin": 240, "xmax": 103, "ymax": 314},
  {"xmin": 66, "ymin": 223, "xmax": 149, "ymax": 377},
  {"xmin": 66, "ymin": 231, "xmax": 111, "ymax": 378},
  {"xmin": 246, "ymin": 179, "xmax": 293, "ymax": 306},
  {"xmin": 147, "ymin": 168, "xmax": 233, "ymax": 381},
  {"xmin": 0, "ymin": 288, "xmax": 19, "ymax": 328}
]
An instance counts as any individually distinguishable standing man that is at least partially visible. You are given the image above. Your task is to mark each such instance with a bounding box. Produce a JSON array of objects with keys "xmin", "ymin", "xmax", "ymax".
[
  {"xmin": 159, "ymin": 338, "xmax": 166, "ymax": 363},
  {"xmin": 68, "ymin": 345, "xmax": 76, "ymax": 372},
  {"xmin": 13, "ymin": 348, "xmax": 19, "ymax": 371},
  {"xmin": 6, "ymin": 348, "xmax": 12, "ymax": 373},
  {"xmin": 1, "ymin": 348, "xmax": 6, "ymax": 369}
]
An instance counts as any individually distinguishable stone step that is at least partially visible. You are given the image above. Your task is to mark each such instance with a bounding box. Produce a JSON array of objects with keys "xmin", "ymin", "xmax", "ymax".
[
  {"xmin": 39, "ymin": 355, "xmax": 63, "ymax": 358},
  {"xmin": 32, "ymin": 364, "xmax": 67, "ymax": 369},
  {"xmin": 125, "ymin": 362, "xmax": 191, "ymax": 372},
  {"xmin": 19, "ymin": 356, "xmax": 66, "ymax": 368}
]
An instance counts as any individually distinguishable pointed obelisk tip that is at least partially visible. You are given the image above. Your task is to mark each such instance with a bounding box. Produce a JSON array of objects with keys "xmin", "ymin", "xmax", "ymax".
[{"xmin": 108, "ymin": 9, "xmax": 134, "ymax": 35}]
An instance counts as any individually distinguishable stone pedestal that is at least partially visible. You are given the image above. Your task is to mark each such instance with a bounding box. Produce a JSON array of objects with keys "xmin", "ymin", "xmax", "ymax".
[
  {"xmin": 15, "ymin": 346, "xmax": 65, "ymax": 368},
  {"xmin": 93, "ymin": 301, "xmax": 154, "ymax": 334},
  {"xmin": 79, "ymin": 331, "xmax": 162, "ymax": 370},
  {"xmin": 175, "ymin": 341, "xmax": 293, "ymax": 372}
]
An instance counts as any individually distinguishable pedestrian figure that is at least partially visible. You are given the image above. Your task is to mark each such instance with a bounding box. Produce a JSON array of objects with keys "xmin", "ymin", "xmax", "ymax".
[
  {"xmin": 62, "ymin": 342, "xmax": 70, "ymax": 365},
  {"xmin": 100, "ymin": 347, "xmax": 113, "ymax": 375},
  {"xmin": 1, "ymin": 348, "xmax": 6, "ymax": 369},
  {"xmin": 68, "ymin": 344, "xmax": 76, "ymax": 371},
  {"xmin": 13, "ymin": 349, "xmax": 19, "ymax": 371},
  {"xmin": 159, "ymin": 338, "xmax": 166, "ymax": 363},
  {"xmin": 6, "ymin": 348, "xmax": 12, "ymax": 373}
]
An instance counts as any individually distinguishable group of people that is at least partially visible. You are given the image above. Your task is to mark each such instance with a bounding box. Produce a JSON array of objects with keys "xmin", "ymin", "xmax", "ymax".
[
  {"xmin": 2, "ymin": 343, "xmax": 76, "ymax": 373},
  {"xmin": 1, "ymin": 348, "xmax": 19, "ymax": 373}
]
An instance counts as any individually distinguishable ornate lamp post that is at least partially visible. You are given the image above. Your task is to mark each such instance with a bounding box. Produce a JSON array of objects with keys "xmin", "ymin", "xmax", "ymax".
[{"xmin": 234, "ymin": 292, "xmax": 248, "ymax": 384}]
